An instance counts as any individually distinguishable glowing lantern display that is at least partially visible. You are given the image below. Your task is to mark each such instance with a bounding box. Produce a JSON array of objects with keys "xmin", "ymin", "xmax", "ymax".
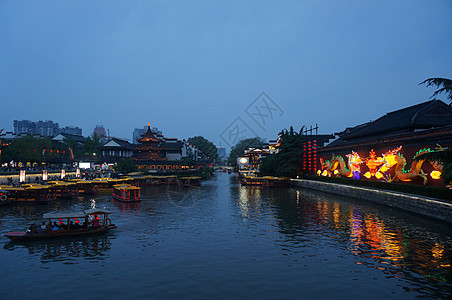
[{"xmin": 430, "ymin": 171, "xmax": 442, "ymax": 180}]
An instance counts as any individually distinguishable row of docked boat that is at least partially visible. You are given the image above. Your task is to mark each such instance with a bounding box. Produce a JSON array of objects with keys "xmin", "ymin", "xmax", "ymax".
[
  {"xmin": 240, "ymin": 176, "xmax": 291, "ymax": 187},
  {"xmin": 0, "ymin": 176, "xmax": 202, "ymax": 205}
]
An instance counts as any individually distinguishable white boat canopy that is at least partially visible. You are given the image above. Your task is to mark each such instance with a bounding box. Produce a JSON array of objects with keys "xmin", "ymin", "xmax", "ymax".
[{"xmin": 42, "ymin": 209, "xmax": 112, "ymax": 219}]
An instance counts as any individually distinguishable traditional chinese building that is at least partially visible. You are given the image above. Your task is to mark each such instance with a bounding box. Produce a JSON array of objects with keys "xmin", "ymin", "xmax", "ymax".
[
  {"xmin": 317, "ymin": 100, "xmax": 452, "ymax": 186},
  {"xmin": 133, "ymin": 124, "xmax": 190, "ymax": 171},
  {"xmin": 100, "ymin": 138, "xmax": 135, "ymax": 160}
]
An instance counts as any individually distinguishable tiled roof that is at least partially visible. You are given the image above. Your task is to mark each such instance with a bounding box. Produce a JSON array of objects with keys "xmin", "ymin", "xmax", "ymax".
[{"xmin": 340, "ymin": 100, "xmax": 452, "ymax": 140}]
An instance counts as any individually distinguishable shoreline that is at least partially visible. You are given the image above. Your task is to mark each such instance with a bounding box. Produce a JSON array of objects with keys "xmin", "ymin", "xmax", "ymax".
[{"xmin": 291, "ymin": 179, "xmax": 452, "ymax": 224}]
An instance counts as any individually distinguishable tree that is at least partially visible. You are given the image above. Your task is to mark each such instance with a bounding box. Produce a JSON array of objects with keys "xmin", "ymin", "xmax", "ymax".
[
  {"xmin": 2, "ymin": 135, "xmax": 55, "ymax": 164},
  {"xmin": 227, "ymin": 137, "xmax": 266, "ymax": 166},
  {"xmin": 187, "ymin": 136, "xmax": 219, "ymax": 162},
  {"xmin": 419, "ymin": 77, "xmax": 452, "ymax": 104},
  {"xmin": 62, "ymin": 137, "xmax": 79, "ymax": 159},
  {"xmin": 115, "ymin": 159, "xmax": 138, "ymax": 174},
  {"xmin": 259, "ymin": 126, "xmax": 305, "ymax": 177},
  {"xmin": 83, "ymin": 134, "xmax": 102, "ymax": 156}
]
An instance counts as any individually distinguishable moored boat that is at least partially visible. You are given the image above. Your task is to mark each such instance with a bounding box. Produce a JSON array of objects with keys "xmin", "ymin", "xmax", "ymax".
[
  {"xmin": 179, "ymin": 176, "xmax": 201, "ymax": 187},
  {"xmin": 67, "ymin": 179, "xmax": 99, "ymax": 195},
  {"xmin": 47, "ymin": 181, "xmax": 79, "ymax": 199},
  {"xmin": 0, "ymin": 188, "xmax": 10, "ymax": 205},
  {"xmin": 5, "ymin": 209, "xmax": 116, "ymax": 241},
  {"xmin": 112, "ymin": 184, "xmax": 141, "ymax": 202},
  {"xmin": 0, "ymin": 184, "xmax": 55, "ymax": 204},
  {"xmin": 240, "ymin": 176, "xmax": 291, "ymax": 187}
]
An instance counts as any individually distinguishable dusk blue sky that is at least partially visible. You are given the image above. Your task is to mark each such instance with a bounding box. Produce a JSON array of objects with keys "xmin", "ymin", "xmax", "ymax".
[{"xmin": 2, "ymin": 1, "xmax": 452, "ymax": 149}]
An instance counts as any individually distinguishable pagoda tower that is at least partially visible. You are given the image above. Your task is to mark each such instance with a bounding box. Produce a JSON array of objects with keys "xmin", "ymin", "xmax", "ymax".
[{"xmin": 133, "ymin": 123, "xmax": 167, "ymax": 163}]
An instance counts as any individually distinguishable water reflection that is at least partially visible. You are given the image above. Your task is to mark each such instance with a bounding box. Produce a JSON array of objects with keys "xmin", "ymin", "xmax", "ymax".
[
  {"xmin": 238, "ymin": 187, "xmax": 263, "ymax": 218},
  {"xmin": 3, "ymin": 235, "xmax": 112, "ymax": 263},
  {"xmin": 113, "ymin": 199, "xmax": 141, "ymax": 212},
  {"xmin": 237, "ymin": 186, "xmax": 452, "ymax": 298}
]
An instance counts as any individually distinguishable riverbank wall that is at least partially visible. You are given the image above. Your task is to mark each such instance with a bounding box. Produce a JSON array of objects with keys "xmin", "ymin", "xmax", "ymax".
[{"xmin": 291, "ymin": 179, "xmax": 452, "ymax": 224}]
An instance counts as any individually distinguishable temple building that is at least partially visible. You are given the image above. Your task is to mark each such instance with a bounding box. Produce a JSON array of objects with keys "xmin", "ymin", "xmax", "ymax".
[
  {"xmin": 100, "ymin": 138, "xmax": 135, "ymax": 160},
  {"xmin": 132, "ymin": 124, "xmax": 191, "ymax": 171},
  {"xmin": 317, "ymin": 99, "xmax": 452, "ymax": 186}
]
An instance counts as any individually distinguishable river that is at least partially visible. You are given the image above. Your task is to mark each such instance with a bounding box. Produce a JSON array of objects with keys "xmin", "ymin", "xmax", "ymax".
[{"xmin": 1, "ymin": 172, "xmax": 451, "ymax": 299}]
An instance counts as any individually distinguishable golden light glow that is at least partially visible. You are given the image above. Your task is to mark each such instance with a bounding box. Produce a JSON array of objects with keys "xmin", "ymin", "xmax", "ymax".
[
  {"xmin": 375, "ymin": 172, "xmax": 384, "ymax": 179},
  {"xmin": 322, "ymin": 170, "xmax": 328, "ymax": 176},
  {"xmin": 19, "ymin": 170, "xmax": 26, "ymax": 183},
  {"xmin": 383, "ymin": 154, "xmax": 397, "ymax": 167},
  {"xmin": 333, "ymin": 170, "xmax": 338, "ymax": 175},
  {"xmin": 317, "ymin": 170, "xmax": 321, "ymax": 175},
  {"xmin": 363, "ymin": 172, "xmax": 371, "ymax": 179},
  {"xmin": 430, "ymin": 170, "xmax": 442, "ymax": 180}
]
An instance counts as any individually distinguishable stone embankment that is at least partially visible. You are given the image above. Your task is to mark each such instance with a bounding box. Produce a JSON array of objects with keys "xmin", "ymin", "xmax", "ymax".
[{"xmin": 291, "ymin": 179, "xmax": 452, "ymax": 224}]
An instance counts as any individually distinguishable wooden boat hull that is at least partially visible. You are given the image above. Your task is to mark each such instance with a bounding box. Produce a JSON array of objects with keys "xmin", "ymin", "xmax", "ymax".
[{"xmin": 6, "ymin": 226, "xmax": 116, "ymax": 241}]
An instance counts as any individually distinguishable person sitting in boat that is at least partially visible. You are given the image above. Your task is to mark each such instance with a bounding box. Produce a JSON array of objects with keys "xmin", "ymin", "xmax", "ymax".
[
  {"xmin": 52, "ymin": 222, "xmax": 59, "ymax": 231},
  {"xmin": 36, "ymin": 222, "xmax": 47, "ymax": 234},
  {"xmin": 73, "ymin": 218, "xmax": 81, "ymax": 229},
  {"xmin": 92, "ymin": 215, "xmax": 100, "ymax": 227}
]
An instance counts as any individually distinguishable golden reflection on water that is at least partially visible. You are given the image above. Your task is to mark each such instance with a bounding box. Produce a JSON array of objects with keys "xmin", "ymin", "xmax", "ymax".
[
  {"xmin": 238, "ymin": 187, "xmax": 451, "ymax": 288},
  {"xmin": 238, "ymin": 187, "xmax": 262, "ymax": 218},
  {"xmin": 308, "ymin": 198, "xmax": 451, "ymax": 286}
]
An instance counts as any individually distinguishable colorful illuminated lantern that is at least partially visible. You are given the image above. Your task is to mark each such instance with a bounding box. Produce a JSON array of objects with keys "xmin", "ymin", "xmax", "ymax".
[
  {"xmin": 430, "ymin": 171, "xmax": 442, "ymax": 180},
  {"xmin": 346, "ymin": 151, "xmax": 363, "ymax": 179},
  {"xmin": 365, "ymin": 149, "xmax": 384, "ymax": 177}
]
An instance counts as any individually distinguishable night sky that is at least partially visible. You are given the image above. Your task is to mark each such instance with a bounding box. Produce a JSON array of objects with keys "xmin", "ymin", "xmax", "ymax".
[{"xmin": 2, "ymin": 1, "xmax": 451, "ymax": 148}]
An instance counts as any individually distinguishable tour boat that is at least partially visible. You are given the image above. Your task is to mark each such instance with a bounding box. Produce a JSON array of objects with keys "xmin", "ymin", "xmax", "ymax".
[
  {"xmin": 0, "ymin": 184, "xmax": 55, "ymax": 204},
  {"xmin": 141, "ymin": 175, "xmax": 179, "ymax": 186},
  {"xmin": 67, "ymin": 179, "xmax": 99, "ymax": 195},
  {"xmin": 47, "ymin": 181, "xmax": 79, "ymax": 199},
  {"xmin": 112, "ymin": 184, "xmax": 141, "ymax": 202},
  {"xmin": 5, "ymin": 208, "xmax": 116, "ymax": 241},
  {"xmin": 240, "ymin": 176, "xmax": 291, "ymax": 187},
  {"xmin": 179, "ymin": 176, "xmax": 202, "ymax": 187},
  {"xmin": 92, "ymin": 178, "xmax": 112, "ymax": 190},
  {"xmin": 0, "ymin": 188, "xmax": 9, "ymax": 205}
]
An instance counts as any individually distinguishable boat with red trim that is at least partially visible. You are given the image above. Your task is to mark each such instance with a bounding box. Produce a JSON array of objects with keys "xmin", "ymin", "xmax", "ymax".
[
  {"xmin": 112, "ymin": 184, "xmax": 141, "ymax": 202},
  {"xmin": 5, "ymin": 209, "xmax": 116, "ymax": 241}
]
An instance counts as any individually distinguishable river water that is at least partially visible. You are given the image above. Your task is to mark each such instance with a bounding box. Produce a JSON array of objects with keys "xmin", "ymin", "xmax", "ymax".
[{"xmin": 1, "ymin": 172, "xmax": 451, "ymax": 299}]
